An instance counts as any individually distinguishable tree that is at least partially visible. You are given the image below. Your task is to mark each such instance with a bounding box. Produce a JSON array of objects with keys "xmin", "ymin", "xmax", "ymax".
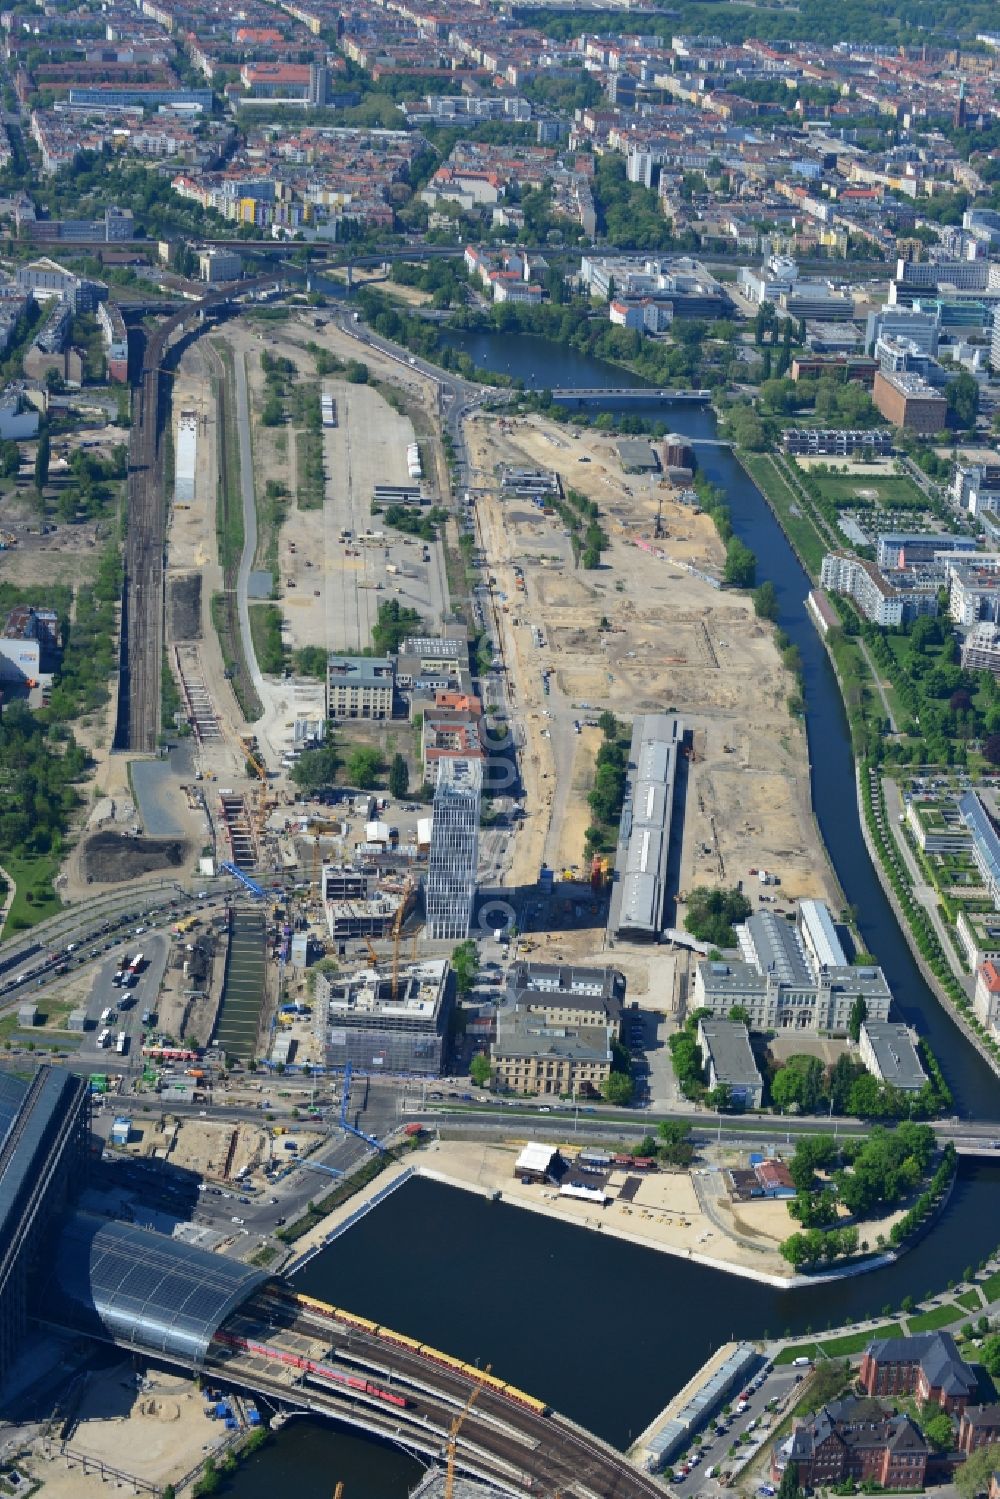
[
  {"xmin": 848, "ymin": 994, "xmax": 868, "ymax": 1044},
  {"xmin": 684, "ymin": 886, "xmax": 752, "ymax": 946},
  {"xmin": 753, "ymin": 580, "xmax": 780, "ymax": 620},
  {"xmin": 923, "ymin": 1411, "xmax": 955, "ymax": 1453},
  {"xmin": 957, "ymin": 1444, "xmax": 1000, "ymax": 1499},
  {"xmin": 597, "ymin": 710, "xmax": 619, "ymax": 739},
  {"xmin": 777, "ymin": 1460, "xmax": 800, "ymax": 1499},
  {"xmin": 981, "ymin": 1333, "xmax": 1000, "ymax": 1376},
  {"xmin": 601, "ymin": 1071, "xmax": 634, "ymax": 1106},
  {"xmin": 771, "ymin": 1056, "xmax": 826, "ymax": 1114},
  {"xmin": 947, "ymin": 371, "xmax": 979, "ymax": 429},
  {"xmin": 388, "ymin": 753, "xmax": 409, "ymax": 799},
  {"xmin": 707, "ymin": 1082, "xmax": 733, "ymax": 1111},
  {"xmin": 290, "ymin": 745, "xmax": 340, "ymax": 790},
  {"xmin": 292, "ymin": 645, "xmax": 328, "ymax": 677},
  {"xmin": 346, "ymin": 746, "xmax": 383, "ymax": 788},
  {"xmin": 34, "ymin": 430, "xmax": 49, "ymax": 491},
  {"xmin": 470, "ymin": 1053, "xmax": 492, "ymax": 1087},
  {"xmin": 984, "ymin": 734, "xmax": 1000, "ymax": 766},
  {"xmin": 724, "ymin": 537, "xmax": 757, "ymax": 589},
  {"xmin": 451, "ymin": 940, "xmax": 479, "ymax": 995}
]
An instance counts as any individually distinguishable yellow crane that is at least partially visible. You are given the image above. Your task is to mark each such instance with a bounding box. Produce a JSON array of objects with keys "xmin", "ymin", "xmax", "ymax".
[
  {"xmin": 445, "ymin": 1367, "xmax": 490, "ymax": 1499},
  {"xmin": 364, "ymin": 936, "xmax": 379, "ymax": 968}
]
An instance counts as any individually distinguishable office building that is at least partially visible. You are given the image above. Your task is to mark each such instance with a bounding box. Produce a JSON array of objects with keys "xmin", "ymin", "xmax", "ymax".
[
  {"xmin": 865, "ymin": 306, "xmax": 940, "ymax": 356},
  {"xmin": 425, "ymin": 758, "xmax": 481, "ymax": 941},
  {"xmin": 873, "ymin": 371, "xmax": 948, "ymax": 434},
  {"xmin": 692, "ymin": 905, "xmax": 891, "ymax": 1034},
  {"xmin": 857, "ymin": 1020, "xmax": 928, "ymax": 1092},
  {"xmin": 695, "ymin": 1018, "xmax": 763, "ymax": 1109},
  {"xmin": 0, "ymin": 1066, "xmax": 91, "ymax": 1383},
  {"xmin": 905, "ymin": 798, "xmax": 972, "ymax": 854},
  {"xmin": 820, "ymin": 553, "xmax": 938, "ymax": 628},
  {"xmin": 97, "ymin": 299, "xmax": 128, "ymax": 382},
  {"xmin": 578, "ymin": 254, "xmax": 727, "ymax": 316},
  {"xmin": 396, "ymin": 635, "xmax": 469, "ymax": 694},
  {"xmin": 67, "ymin": 86, "xmax": 213, "ymax": 109},
  {"xmin": 505, "ymin": 962, "xmax": 626, "ymax": 1033},
  {"xmin": 0, "ymin": 385, "xmax": 38, "ymax": 440},
  {"xmin": 325, "ymin": 655, "xmax": 395, "ymax": 720},
  {"xmin": 959, "ymin": 790, "xmax": 1000, "ymax": 907},
  {"xmin": 198, "ymin": 248, "xmax": 242, "ymax": 284},
  {"xmin": 313, "ymin": 958, "xmax": 450, "ymax": 1076},
  {"xmin": 492, "ymin": 1010, "xmax": 612, "ymax": 1097},
  {"xmin": 608, "ymin": 713, "xmax": 683, "ymax": 942}
]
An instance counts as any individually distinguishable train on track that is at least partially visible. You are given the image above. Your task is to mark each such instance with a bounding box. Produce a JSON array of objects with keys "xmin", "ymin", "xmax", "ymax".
[
  {"xmin": 290, "ymin": 1292, "xmax": 550, "ymax": 1417},
  {"xmin": 214, "ymin": 1330, "xmax": 408, "ymax": 1409}
]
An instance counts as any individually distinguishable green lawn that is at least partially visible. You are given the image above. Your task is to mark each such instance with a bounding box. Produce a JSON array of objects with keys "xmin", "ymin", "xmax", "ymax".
[
  {"xmin": 957, "ymin": 1287, "xmax": 983, "ymax": 1311},
  {"xmin": 906, "ymin": 1304, "xmax": 963, "ymax": 1332},
  {"xmin": 980, "ymin": 1269, "xmax": 1000, "ymax": 1302},
  {"xmin": 1, "ymin": 851, "xmax": 62, "ymax": 939},
  {"xmin": 740, "ymin": 453, "xmax": 826, "ymax": 578},
  {"xmin": 773, "ymin": 1323, "xmax": 902, "ymax": 1364},
  {"xmin": 808, "ymin": 472, "xmax": 927, "ymax": 511}
]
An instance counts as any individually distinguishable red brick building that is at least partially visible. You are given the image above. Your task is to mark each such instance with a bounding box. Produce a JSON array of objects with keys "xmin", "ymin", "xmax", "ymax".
[
  {"xmin": 958, "ymin": 1404, "xmax": 1000, "ymax": 1454},
  {"xmin": 859, "ymin": 1332, "xmax": 977, "ymax": 1415},
  {"xmin": 772, "ymin": 1397, "xmax": 929, "ymax": 1490}
]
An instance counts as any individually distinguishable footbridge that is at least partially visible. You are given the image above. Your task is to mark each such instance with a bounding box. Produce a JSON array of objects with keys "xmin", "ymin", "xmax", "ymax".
[
  {"xmin": 44, "ymin": 1213, "xmax": 668, "ymax": 1498},
  {"xmin": 550, "ymin": 387, "xmax": 711, "ymax": 404}
]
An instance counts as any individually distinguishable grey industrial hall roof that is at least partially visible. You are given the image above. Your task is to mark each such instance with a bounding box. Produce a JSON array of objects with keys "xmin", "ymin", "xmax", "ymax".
[{"xmin": 49, "ymin": 1213, "xmax": 270, "ymax": 1365}]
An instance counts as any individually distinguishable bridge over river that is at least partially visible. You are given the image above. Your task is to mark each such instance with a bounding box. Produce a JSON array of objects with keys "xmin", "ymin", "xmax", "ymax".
[{"xmin": 550, "ymin": 386, "xmax": 712, "ymax": 404}]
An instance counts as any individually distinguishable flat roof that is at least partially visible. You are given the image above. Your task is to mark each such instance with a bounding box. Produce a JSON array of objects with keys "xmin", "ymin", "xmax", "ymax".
[
  {"xmin": 608, "ymin": 714, "xmax": 682, "ymax": 940},
  {"xmin": 616, "ymin": 439, "xmax": 659, "ymax": 469},
  {"xmin": 326, "ymin": 655, "xmax": 394, "ymax": 686},
  {"xmin": 495, "ymin": 1012, "xmax": 612, "ymax": 1063},
  {"xmin": 697, "ymin": 1018, "xmax": 762, "ymax": 1089},
  {"xmin": 861, "ymin": 1020, "xmax": 928, "ymax": 1091},
  {"xmin": 516, "ymin": 1142, "xmax": 560, "ymax": 1174},
  {"xmin": 798, "ymin": 899, "xmax": 847, "ymax": 969}
]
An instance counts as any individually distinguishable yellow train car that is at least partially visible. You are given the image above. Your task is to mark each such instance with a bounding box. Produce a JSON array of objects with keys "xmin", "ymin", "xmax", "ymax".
[
  {"xmin": 294, "ymin": 1293, "xmax": 333, "ymax": 1314},
  {"xmin": 336, "ymin": 1308, "xmax": 379, "ymax": 1334},
  {"xmin": 503, "ymin": 1386, "xmax": 549, "ymax": 1416},
  {"xmin": 424, "ymin": 1348, "xmax": 466, "ymax": 1373},
  {"xmin": 380, "ymin": 1328, "xmax": 422, "ymax": 1352},
  {"xmin": 475, "ymin": 1371, "xmax": 509, "ymax": 1396}
]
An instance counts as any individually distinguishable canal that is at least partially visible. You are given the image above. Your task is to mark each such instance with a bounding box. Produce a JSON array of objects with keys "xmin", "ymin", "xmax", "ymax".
[{"xmin": 228, "ymin": 330, "xmax": 1000, "ymax": 1497}]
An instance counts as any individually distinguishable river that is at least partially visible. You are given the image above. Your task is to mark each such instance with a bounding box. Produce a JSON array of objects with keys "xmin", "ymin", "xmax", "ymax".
[{"xmin": 228, "ymin": 329, "xmax": 1000, "ymax": 1497}]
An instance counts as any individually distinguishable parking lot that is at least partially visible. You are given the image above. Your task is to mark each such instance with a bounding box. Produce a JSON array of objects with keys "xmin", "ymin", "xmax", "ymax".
[
  {"xmin": 670, "ymin": 1361, "xmax": 807, "ymax": 1493},
  {"xmin": 79, "ymin": 933, "xmax": 170, "ymax": 1067}
]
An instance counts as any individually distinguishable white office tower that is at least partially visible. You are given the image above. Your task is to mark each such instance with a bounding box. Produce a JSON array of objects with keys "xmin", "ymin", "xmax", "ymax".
[{"xmin": 426, "ymin": 758, "xmax": 482, "ymax": 941}]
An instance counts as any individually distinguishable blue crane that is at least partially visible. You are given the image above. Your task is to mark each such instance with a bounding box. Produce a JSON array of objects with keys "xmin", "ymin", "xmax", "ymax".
[
  {"xmin": 220, "ymin": 863, "xmax": 266, "ymax": 899},
  {"xmin": 338, "ymin": 1061, "xmax": 383, "ymax": 1152}
]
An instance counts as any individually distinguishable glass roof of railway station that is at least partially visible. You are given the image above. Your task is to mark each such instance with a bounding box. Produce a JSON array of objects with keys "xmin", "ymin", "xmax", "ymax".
[{"xmin": 48, "ymin": 1213, "xmax": 271, "ymax": 1364}]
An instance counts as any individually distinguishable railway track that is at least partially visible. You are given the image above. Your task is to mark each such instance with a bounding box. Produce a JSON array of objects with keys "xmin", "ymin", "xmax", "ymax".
[{"xmin": 116, "ymin": 278, "xmax": 280, "ymax": 753}]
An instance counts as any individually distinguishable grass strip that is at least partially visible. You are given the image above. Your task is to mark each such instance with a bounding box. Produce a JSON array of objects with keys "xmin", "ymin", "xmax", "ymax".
[
  {"xmin": 740, "ymin": 453, "xmax": 827, "ymax": 579},
  {"xmin": 907, "ymin": 1304, "xmax": 963, "ymax": 1332}
]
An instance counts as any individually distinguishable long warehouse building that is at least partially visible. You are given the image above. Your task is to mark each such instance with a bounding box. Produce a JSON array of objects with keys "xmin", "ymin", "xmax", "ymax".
[{"xmin": 608, "ymin": 713, "xmax": 684, "ymax": 941}]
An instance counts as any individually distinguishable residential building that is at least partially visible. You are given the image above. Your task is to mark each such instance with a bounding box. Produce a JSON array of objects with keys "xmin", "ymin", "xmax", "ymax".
[
  {"xmin": 876, "ymin": 532, "xmax": 977, "ymax": 570},
  {"xmin": 958, "ymin": 1404, "xmax": 1000, "ymax": 1454},
  {"xmin": 325, "ymin": 656, "xmax": 394, "ymax": 721},
  {"xmin": 948, "ymin": 556, "xmax": 1000, "ymax": 628},
  {"xmin": 695, "ymin": 1018, "xmax": 763, "ymax": 1109},
  {"xmin": 873, "ymin": 370, "xmax": 948, "ymax": 433},
  {"xmin": 820, "ymin": 552, "xmax": 938, "ymax": 628},
  {"xmin": 421, "ymin": 692, "xmax": 485, "ymax": 783},
  {"xmin": 425, "ymin": 758, "xmax": 481, "ymax": 942},
  {"xmin": 859, "ymin": 1332, "xmax": 977, "ymax": 1415},
  {"xmin": 0, "ymin": 386, "xmax": 38, "ymax": 441},
  {"xmin": 773, "ymin": 1398, "xmax": 929, "ymax": 1490},
  {"xmin": 0, "ymin": 604, "xmax": 58, "ymax": 683},
  {"xmin": 97, "ymin": 299, "xmax": 128, "ymax": 382},
  {"xmin": 313, "ymin": 958, "xmax": 450, "ymax": 1076},
  {"xmin": 952, "ymin": 464, "xmax": 1000, "ymax": 518},
  {"xmin": 783, "ymin": 429, "xmax": 893, "ymax": 457},
  {"xmin": 396, "ymin": 636, "xmax": 468, "ymax": 693},
  {"xmin": 607, "ymin": 713, "xmax": 683, "ymax": 942},
  {"xmin": 692, "ymin": 905, "xmax": 892, "ymax": 1034},
  {"xmin": 198, "ymin": 248, "xmax": 242, "ymax": 283},
  {"xmin": 492, "ymin": 1009, "xmax": 612, "ymax": 1097},
  {"xmin": 962, "ymin": 621, "xmax": 1000, "ymax": 675},
  {"xmin": 973, "ymin": 959, "xmax": 1000, "ymax": 1034},
  {"xmin": 858, "ymin": 1020, "xmax": 928, "ymax": 1092},
  {"xmin": 505, "ymin": 962, "xmax": 626, "ymax": 1033}
]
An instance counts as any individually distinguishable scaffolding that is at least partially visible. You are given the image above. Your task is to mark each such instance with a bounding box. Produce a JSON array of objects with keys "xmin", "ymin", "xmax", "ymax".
[{"xmin": 425, "ymin": 759, "xmax": 482, "ymax": 942}]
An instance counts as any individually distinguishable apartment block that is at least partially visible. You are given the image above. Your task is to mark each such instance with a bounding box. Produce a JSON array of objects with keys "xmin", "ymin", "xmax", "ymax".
[{"xmin": 325, "ymin": 656, "xmax": 394, "ymax": 721}]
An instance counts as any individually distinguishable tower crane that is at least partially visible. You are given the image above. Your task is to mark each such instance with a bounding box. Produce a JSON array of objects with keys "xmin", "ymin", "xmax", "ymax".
[{"xmin": 445, "ymin": 1367, "xmax": 490, "ymax": 1499}]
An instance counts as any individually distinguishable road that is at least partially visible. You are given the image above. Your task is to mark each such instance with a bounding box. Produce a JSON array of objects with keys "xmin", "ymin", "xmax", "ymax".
[{"xmin": 881, "ymin": 777, "xmax": 973, "ymax": 994}]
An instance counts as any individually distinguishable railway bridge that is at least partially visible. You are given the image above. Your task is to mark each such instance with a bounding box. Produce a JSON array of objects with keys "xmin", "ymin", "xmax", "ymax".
[{"xmin": 46, "ymin": 1214, "xmax": 667, "ymax": 1498}]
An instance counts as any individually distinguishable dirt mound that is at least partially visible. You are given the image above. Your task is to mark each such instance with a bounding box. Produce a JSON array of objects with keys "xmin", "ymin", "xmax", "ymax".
[
  {"xmin": 82, "ymin": 832, "xmax": 188, "ymax": 884},
  {"xmin": 167, "ymin": 572, "xmax": 202, "ymax": 642}
]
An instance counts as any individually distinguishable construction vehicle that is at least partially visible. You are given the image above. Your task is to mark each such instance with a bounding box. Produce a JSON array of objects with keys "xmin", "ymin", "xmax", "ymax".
[
  {"xmin": 445, "ymin": 1367, "xmax": 490, "ymax": 1499},
  {"xmin": 364, "ymin": 936, "xmax": 379, "ymax": 968}
]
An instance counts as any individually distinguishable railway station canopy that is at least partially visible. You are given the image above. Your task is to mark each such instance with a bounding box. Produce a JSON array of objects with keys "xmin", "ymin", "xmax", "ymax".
[{"xmin": 48, "ymin": 1213, "xmax": 271, "ymax": 1363}]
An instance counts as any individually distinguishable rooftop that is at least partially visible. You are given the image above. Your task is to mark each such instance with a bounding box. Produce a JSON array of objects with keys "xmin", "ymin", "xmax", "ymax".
[
  {"xmin": 697, "ymin": 1018, "xmax": 761, "ymax": 1089},
  {"xmin": 494, "ymin": 1011, "xmax": 612, "ymax": 1064},
  {"xmin": 326, "ymin": 655, "xmax": 395, "ymax": 686},
  {"xmin": 859, "ymin": 1020, "xmax": 928, "ymax": 1091}
]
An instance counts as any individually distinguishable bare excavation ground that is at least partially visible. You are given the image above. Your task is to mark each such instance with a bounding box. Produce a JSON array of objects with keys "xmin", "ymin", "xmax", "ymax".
[{"xmin": 467, "ymin": 413, "xmax": 840, "ymax": 933}]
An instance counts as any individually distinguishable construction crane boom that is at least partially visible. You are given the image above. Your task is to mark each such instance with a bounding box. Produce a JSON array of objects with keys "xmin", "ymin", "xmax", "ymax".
[
  {"xmin": 364, "ymin": 936, "xmax": 379, "ymax": 968},
  {"xmin": 445, "ymin": 1366, "xmax": 490, "ymax": 1499}
]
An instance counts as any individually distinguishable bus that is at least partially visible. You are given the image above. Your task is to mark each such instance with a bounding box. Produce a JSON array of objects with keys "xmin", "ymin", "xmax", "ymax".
[{"xmin": 115, "ymin": 1031, "xmax": 127, "ymax": 1055}]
